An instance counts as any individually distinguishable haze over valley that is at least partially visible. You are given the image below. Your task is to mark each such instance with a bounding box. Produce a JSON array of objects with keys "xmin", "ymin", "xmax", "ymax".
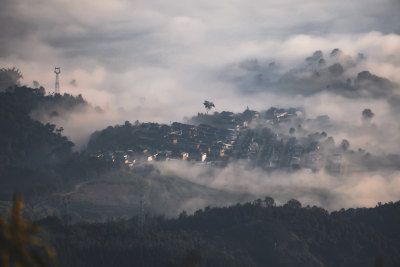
[{"xmin": 1, "ymin": 1, "xmax": 400, "ymax": 266}]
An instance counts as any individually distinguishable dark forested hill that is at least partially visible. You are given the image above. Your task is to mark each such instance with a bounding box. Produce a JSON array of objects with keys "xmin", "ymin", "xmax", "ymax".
[
  {"xmin": 40, "ymin": 199, "xmax": 400, "ymax": 267},
  {"xmin": 0, "ymin": 86, "xmax": 75, "ymax": 166},
  {"xmin": 0, "ymin": 85, "xmax": 253, "ymax": 220},
  {"xmin": 0, "ymin": 86, "xmax": 95, "ymax": 199}
]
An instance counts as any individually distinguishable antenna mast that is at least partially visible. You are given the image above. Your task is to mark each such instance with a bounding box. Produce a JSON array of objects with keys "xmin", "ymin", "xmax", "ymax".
[{"xmin": 54, "ymin": 67, "xmax": 61, "ymax": 94}]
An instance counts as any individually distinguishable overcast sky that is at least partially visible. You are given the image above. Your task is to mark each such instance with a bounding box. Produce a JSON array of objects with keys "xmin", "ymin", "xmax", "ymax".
[{"xmin": 1, "ymin": 0, "xmax": 400, "ymax": 124}]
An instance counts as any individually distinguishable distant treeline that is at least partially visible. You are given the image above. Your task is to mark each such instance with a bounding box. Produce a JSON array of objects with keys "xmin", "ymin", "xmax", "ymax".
[{"xmin": 39, "ymin": 199, "xmax": 400, "ymax": 267}]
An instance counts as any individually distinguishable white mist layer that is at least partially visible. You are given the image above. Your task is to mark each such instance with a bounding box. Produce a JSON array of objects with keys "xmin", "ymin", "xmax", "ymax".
[{"xmin": 156, "ymin": 160, "xmax": 400, "ymax": 211}]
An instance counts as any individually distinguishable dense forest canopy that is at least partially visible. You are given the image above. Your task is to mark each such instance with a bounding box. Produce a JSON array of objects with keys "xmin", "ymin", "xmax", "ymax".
[
  {"xmin": 38, "ymin": 199, "xmax": 400, "ymax": 267},
  {"xmin": 0, "ymin": 85, "xmax": 103, "ymax": 199}
]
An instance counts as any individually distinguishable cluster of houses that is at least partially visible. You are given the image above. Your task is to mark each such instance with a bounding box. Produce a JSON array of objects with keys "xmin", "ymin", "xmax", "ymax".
[
  {"xmin": 89, "ymin": 108, "xmax": 344, "ymax": 174},
  {"xmin": 90, "ymin": 121, "xmax": 240, "ymax": 167},
  {"xmin": 244, "ymin": 135, "xmax": 343, "ymax": 174}
]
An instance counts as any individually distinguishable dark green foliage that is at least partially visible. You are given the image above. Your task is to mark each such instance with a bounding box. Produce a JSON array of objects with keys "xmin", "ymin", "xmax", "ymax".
[
  {"xmin": 87, "ymin": 122, "xmax": 170, "ymax": 152},
  {"xmin": 0, "ymin": 67, "xmax": 23, "ymax": 91},
  {"xmin": 284, "ymin": 199, "xmax": 302, "ymax": 209},
  {"xmin": 42, "ymin": 220, "xmax": 245, "ymax": 267},
  {"xmin": 203, "ymin": 100, "xmax": 215, "ymax": 114},
  {"xmin": 0, "ymin": 86, "xmax": 95, "ymax": 199},
  {"xmin": 39, "ymin": 200, "xmax": 400, "ymax": 267},
  {"xmin": 362, "ymin": 108, "xmax": 374, "ymax": 119},
  {"xmin": 0, "ymin": 88, "xmax": 74, "ymax": 166},
  {"xmin": 340, "ymin": 139, "xmax": 350, "ymax": 151},
  {"xmin": 264, "ymin": 196, "xmax": 275, "ymax": 207},
  {"xmin": 187, "ymin": 110, "xmax": 245, "ymax": 129}
]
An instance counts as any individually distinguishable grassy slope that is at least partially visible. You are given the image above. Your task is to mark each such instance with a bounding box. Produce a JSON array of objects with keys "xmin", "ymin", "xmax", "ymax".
[{"xmin": 24, "ymin": 166, "xmax": 254, "ymax": 222}]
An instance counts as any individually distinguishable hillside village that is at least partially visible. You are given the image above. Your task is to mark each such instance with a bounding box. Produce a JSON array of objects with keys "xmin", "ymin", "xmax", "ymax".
[{"xmin": 87, "ymin": 107, "xmax": 346, "ymax": 175}]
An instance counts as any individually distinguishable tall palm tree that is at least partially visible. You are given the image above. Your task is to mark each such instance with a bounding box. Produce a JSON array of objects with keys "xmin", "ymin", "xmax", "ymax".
[
  {"xmin": 0, "ymin": 194, "xmax": 56, "ymax": 267},
  {"xmin": 203, "ymin": 100, "xmax": 215, "ymax": 114}
]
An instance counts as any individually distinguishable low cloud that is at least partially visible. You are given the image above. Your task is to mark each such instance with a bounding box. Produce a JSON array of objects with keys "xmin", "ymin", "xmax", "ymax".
[
  {"xmin": 222, "ymin": 48, "xmax": 399, "ymax": 105},
  {"xmin": 155, "ymin": 160, "xmax": 400, "ymax": 211}
]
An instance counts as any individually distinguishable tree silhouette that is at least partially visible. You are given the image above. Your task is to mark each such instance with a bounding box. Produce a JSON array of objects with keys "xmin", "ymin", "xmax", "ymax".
[
  {"xmin": 0, "ymin": 67, "xmax": 23, "ymax": 91},
  {"xmin": 264, "ymin": 196, "xmax": 275, "ymax": 207},
  {"xmin": 340, "ymin": 139, "xmax": 350, "ymax": 151},
  {"xmin": 362, "ymin": 108, "xmax": 374, "ymax": 122},
  {"xmin": 284, "ymin": 199, "xmax": 302, "ymax": 209},
  {"xmin": 0, "ymin": 194, "xmax": 56, "ymax": 267},
  {"xmin": 203, "ymin": 100, "xmax": 215, "ymax": 114}
]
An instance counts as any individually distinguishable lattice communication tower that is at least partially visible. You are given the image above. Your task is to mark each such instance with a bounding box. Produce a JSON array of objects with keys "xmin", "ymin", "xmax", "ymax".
[{"xmin": 54, "ymin": 67, "xmax": 61, "ymax": 94}]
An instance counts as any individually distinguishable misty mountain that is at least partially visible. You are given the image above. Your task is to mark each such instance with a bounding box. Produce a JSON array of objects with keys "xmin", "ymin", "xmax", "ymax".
[
  {"xmin": 1, "ymin": 1, "xmax": 400, "ymax": 266},
  {"xmin": 222, "ymin": 49, "xmax": 400, "ymax": 111},
  {"xmin": 2, "ymin": 81, "xmax": 399, "ymax": 217},
  {"xmin": 0, "ymin": 85, "xmax": 256, "ymax": 221},
  {"xmin": 87, "ymin": 106, "xmax": 393, "ymax": 175},
  {"xmin": 81, "ymin": 104, "xmax": 400, "ymax": 212}
]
